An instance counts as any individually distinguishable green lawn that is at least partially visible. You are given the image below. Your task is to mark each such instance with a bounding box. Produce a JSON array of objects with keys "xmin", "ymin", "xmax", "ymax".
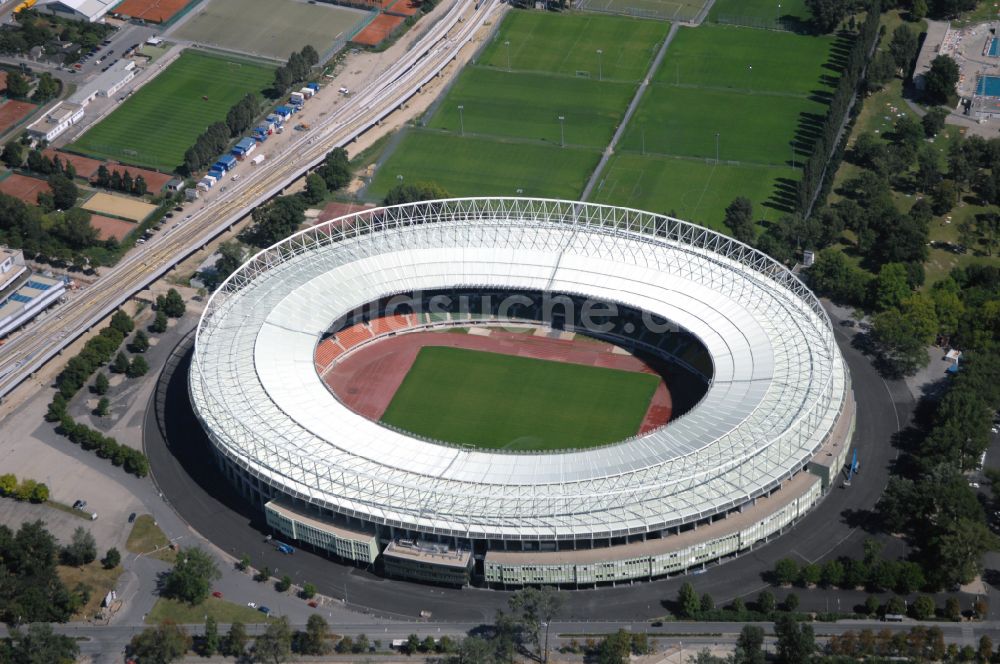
[
  {"xmin": 709, "ymin": 0, "xmax": 809, "ymax": 22},
  {"xmin": 477, "ymin": 11, "xmax": 669, "ymax": 82},
  {"xmin": 126, "ymin": 514, "xmax": 177, "ymax": 563},
  {"xmin": 146, "ymin": 597, "xmax": 271, "ymax": 625},
  {"xmin": 71, "ymin": 51, "xmax": 274, "ymax": 172},
  {"xmin": 620, "ymin": 85, "xmax": 823, "ymax": 165},
  {"xmin": 367, "ymin": 130, "xmax": 600, "ymax": 200},
  {"xmin": 653, "ymin": 24, "xmax": 837, "ymax": 97},
  {"xmin": 590, "ymin": 152, "xmax": 797, "ymax": 229},
  {"xmin": 380, "ymin": 347, "xmax": 659, "ymax": 451},
  {"xmin": 428, "ymin": 68, "xmax": 634, "ymax": 148}
]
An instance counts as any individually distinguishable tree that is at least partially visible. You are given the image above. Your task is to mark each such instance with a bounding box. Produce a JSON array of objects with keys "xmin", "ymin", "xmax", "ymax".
[
  {"xmin": 110, "ymin": 310, "xmax": 134, "ymax": 335},
  {"xmin": 678, "ymin": 581, "xmax": 700, "ymax": 618},
  {"xmin": 872, "ymin": 294, "xmax": 938, "ymax": 375},
  {"xmin": 298, "ymin": 614, "xmax": 329, "ymax": 655},
  {"xmin": 113, "ymin": 351, "xmax": 129, "ymax": 374},
  {"xmin": 47, "ymin": 174, "xmax": 77, "ymax": 210},
  {"xmin": 2, "ymin": 140, "xmax": 24, "ymax": 169},
  {"xmin": 98, "ymin": 547, "xmax": 121, "ymax": 570},
  {"xmin": 820, "ymin": 559, "xmax": 844, "ymax": 588},
  {"xmin": 126, "ymin": 355, "xmax": 148, "ymax": 378},
  {"xmin": 29, "ymin": 482, "xmax": 48, "ymax": 503},
  {"xmin": 128, "ymin": 622, "xmax": 190, "ymax": 664},
  {"xmin": 923, "ymin": 106, "xmax": 948, "ymax": 137},
  {"xmin": 200, "ymin": 615, "xmax": 219, "ymax": 656},
  {"xmin": 890, "ymin": 24, "xmax": 919, "ymax": 73},
  {"xmin": 303, "ymin": 172, "xmax": 328, "ymax": 205},
  {"xmin": 276, "ymin": 574, "xmax": 292, "ymax": 592},
  {"xmin": 700, "ymin": 592, "xmax": 714, "ymax": 612},
  {"xmin": 236, "ymin": 553, "xmax": 251, "ymax": 572},
  {"xmin": 384, "ymin": 181, "xmax": 450, "ymax": 206},
  {"xmin": 508, "ymin": 586, "xmax": 563, "ymax": 661},
  {"xmin": 213, "ymin": 241, "xmax": 244, "ymax": 285},
  {"xmin": 774, "ymin": 615, "xmax": 815, "ymax": 664},
  {"xmin": 784, "ymin": 592, "xmax": 800, "ymax": 612},
  {"xmin": 945, "ymin": 597, "xmax": 962, "ymax": 621},
  {"xmin": 3, "ymin": 623, "xmax": 79, "ymax": 664},
  {"xmin": 723, "ymin": 197, "xmax": 755, "ymax": 245},
  {"xmin": 161, "ymin": 288, "xmax": 186, "ymax": 317},
  {"xmin": 61, "ymin": 526, "xmax": 96, "ymax": 566},
  {"xmin": 46, "ymin": 393, "xmax": 67, "ymax": 422},
  {"xmin": 806, "ymin": 0, "xmax": 848, "ymax": 32},
  {"xmin": 162, "ymin": 547, "xmax": 221, "ymax": 605},
  {"xmin": 757, "ymin": 590, "xmax": 776, "ymax": 614},
  {"xmin": 150, "ymin": 310, "xmax": 168, "ymax": 334},
  {"xmin": 799, "ymin": 563, "xmax": 821, "ymax": 587},
  {"xmin": 929, "ymin": 518, "xmax": 1000, "ymax": 586},
  {"xmin": 129, "ymin": 330, "xmax": 149, "ymax": 353},
  {"xmin": 734, "ymin": 625, "xmax": 765, "ymax": 664},
  {"xmin": 95, "ymin": 396, "xmax": 109, "ymax": 417},
  {"xmin": 94, "ymin": 372, "xmax": 109, "ymax": 395},
  {"xmin": 301, "ymin": 581, "xmax": 316, "ymax": 599},
  {"xmin": 5, "ymin": 71, "xmax": 30, "ymax": 99},
  {"xmin": 224, "ymin": 622, "xmax": 248, "ymax": 657},
  {"xmin": 924, "ymin": 54, "xmax": 960, "ymax": 105},
  {"xmin": 32, "ymin": 72, "xmax": 59, "ymax": 103},
  {"xmin": 301, "ymin": 44, "xmax": 319, "ymax": 66},
  {"xmin": 773, "ymin": 557, "xmax": 799, "ymax": 585},
  {"xmin": 911, "ymin": 595, "xmax": 936, "ymax": 620},
  {"xmin": 317, "ymin": 148, "xmax": 351, "ymax": 190},
  {"xmin": 254, "ymin": 616, "xmax": 293, "ymax": 664}
]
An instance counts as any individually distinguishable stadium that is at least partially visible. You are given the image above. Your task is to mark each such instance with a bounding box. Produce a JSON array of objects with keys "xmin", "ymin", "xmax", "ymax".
[{"xmin": 189, "ymin": 198, "xmax": 855, "ymax": 588}]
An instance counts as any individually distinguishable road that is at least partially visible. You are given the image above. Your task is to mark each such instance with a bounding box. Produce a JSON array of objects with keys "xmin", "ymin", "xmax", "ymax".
[
  {"xmin": 0, "ymin": 0, "xmax": 503, "ymax": 400},
  {"xmin": 142, "ymin": 301, "xmax": 937, "ymax": 625},
  {"xmin": 4, "ymin": 618, "xmax": 998, "ymax": 660}
]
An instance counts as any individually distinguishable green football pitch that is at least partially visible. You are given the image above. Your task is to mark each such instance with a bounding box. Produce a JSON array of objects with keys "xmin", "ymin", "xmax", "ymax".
[
  {"xmin": 367, "ymin": 131, "xmax": 600, "ymax": 200},
  {"xmin": 477, "ymin": 11, "xmax": 669, "ymax": 82},
  {"xmin": 590, "ymin": 152, "xmax": 798, "ymax": 229},
  {"xmin": 380, "ymin": 347, "xmax": 660, "ymax": 451},
  {"xmin": 71, "ymin": 51, "xmax": 274, "ymax": 172},
  {"xmin": 709, "ymin": 0, "xmax": 809, "ymax": 22}
]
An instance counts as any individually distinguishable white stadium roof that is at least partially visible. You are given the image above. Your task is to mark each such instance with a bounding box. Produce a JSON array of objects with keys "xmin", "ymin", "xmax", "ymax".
[{"xmin": 191, "ymin": 198, "xmax": 848, "ymax": 541}]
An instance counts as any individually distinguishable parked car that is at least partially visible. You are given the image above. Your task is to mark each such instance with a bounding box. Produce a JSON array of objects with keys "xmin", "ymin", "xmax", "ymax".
[
  {"xmin": 128, "ymin": 512, "xmax": 136, "ymax": 523},
  {"xmin": 258, "ymin": 606, "xmax": 271, "ymax": 615},
  {"xmin": 212, "ymin": 591, "xmax": 223, "ymax": 598},
  {"xmin": 247, "ymin": 601, "xmax": 257, "ymax": 609},
  {"xmin": 72, "ymin": 499, "xmax": 86, "ymax": 509}
]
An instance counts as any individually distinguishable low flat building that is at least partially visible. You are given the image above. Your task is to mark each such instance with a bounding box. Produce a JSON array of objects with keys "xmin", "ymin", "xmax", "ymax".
[
  {"xmin": 0, "ymin": 270, "xmax": 67, "ymax": 339},
  {"xmin": 36, "ymin": 0, "xmax": 116, "ymax": 22},
  {"xmin": 382, "ymin": 540, "xmax": 473, "ymax": 587},
  {"xmin": 26, "ymin": 101, "xmax": 84, "ymax": 142},
  {"xmin": 914, "ymin": 20, "xmax": 952, "ymax": 91},
  {"xmin": 0, "ymin": 248, "xmax": 28, "ymax": 296},
  {"xmin": 69, "ymin": 60, "xmax": 136, "ymax": 107},
  {"xmin": 264, "ymin": 499, "xmax": 378, "ymax": 565}
]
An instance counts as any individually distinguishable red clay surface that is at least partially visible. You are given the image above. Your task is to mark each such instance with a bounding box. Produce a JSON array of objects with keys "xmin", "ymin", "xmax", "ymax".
[
  {"xmin": 113, "ymin": 0, "xmax": 190, "ymax": 23},
  {"xmin": 352, "ymin": 14, "xmax": 405, "ymax": 46},
  {"xmin": 0, "ymin": 173, "xmax": 51, "ymax": 204},
  {"xmin": 89, "ymin": 214, "xmax": 135, "ymax": 241},
  {"xmin": 322, "ymin": 327, "xmax": 673, "ymax": 436},
  {"xmin": 0, "ymin": 100, "xmax": 37, "ymax": 136},
  {"xmin": 43, "ymin": 150, "xmax": 174, "ymax": 191},
  {"xmin": 315, "ymin": 201, "xmax": 377, "ymax": 226},
  {"xmin": 387, "ymin": 0, "xmax": 422, "ymax": 16}
]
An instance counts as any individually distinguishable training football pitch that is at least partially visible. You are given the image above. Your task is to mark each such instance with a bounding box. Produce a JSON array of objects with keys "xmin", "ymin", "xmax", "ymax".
[
  {"xmin": 367, "ymin": 131, "xmax": 600, "ymax": 200},
  {"xmin": 71, "ymin": 51, "xmax": 274, "ymax": 172},
  {"xmin": 590, "ymin": 153, "xmax": 798, "ymax": 229},
  {"xmin": 709, "ymin": 0, "xmax": 809, "ymax": 22},
  {"xmin": 368, "ymin": 12, "xmax": 666, "ymax": 200},
  {"xmin": 172, "ymin": 0, "xmax": 368, "ymax": 61},
  {"xmin": 380, "ymin": 347, "xmax": 659, "ymax": 451}
]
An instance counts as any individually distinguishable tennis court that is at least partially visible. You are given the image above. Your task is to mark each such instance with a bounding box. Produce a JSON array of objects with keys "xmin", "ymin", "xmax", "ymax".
[{"xmin": 977, "ymin": 75, "xmax": 1000, "ymax": 96}]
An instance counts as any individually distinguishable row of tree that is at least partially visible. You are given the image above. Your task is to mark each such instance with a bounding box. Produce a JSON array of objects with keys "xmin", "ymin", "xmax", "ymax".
[
  {"xmin": 93, "ymin": 165, "xmax": 149, "ymax": 197},
  {"xmin": 52, "ymin": 310, "xmax": 134, "ymax": 399},
  {"xmin": 53, "ymin": 416, "xmax": 149, "ymax": 477},
  {"xmin": 0, "ymin": 473, "xmax": 49, "ymax": 504},
  {"xmin": 797, "ymin": 0, "xmax": 882, "ymax": 216},
  {"xmin": 0, "ymin": 8, "xmax": 112, "ymax": 57},
  {"xmin": 828, "ymin": 625, "xmax": 992, "ymax": 663},
  {"xmin": 0, "ymin": 623, "xmax": 80, "ymax": 663},
  {"xmin": 771, "ymin": 543, "xmax": 927, "ymax": 594},
  {"xmin": 0, "ymin": 70, "xmax": 58, "ymax": 103},
  {"xmin": 271, "ymin": 45, "xmax": 319, "ymax": 96},
  {"xmin": 0, "ymin": 521, "xmax": 84, "ymax": 624}
]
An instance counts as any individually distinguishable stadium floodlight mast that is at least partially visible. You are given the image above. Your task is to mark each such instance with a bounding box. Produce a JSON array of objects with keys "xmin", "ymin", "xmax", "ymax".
[
  {"xmin": 596, "ymin": 49, "xmax": 603, "ymax": 81},
  {"xmin": 505, "ymin": 40, "xmax": 511, "ymax": 71},
  {"xmin": 457, "ymin": 105, "xmax": 465, "ymax": 136},
  {"xmin": 558, "ymin": 115, "xmax": 565, "ymax": 147},
  {"xmin": 748, "ymin": 64, "xmax": 753, "ymax": 92}
]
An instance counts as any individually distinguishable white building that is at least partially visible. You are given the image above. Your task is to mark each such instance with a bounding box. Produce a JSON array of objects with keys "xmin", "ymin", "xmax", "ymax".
[
  {"xmin": 35, "ymin": 0, "xmax": 116, "ymax": 22},
  {"xmin": 68, "ymin": 60, "xmax": 136, "ymax": 107},
  {"xmin": 26, "ymin": 101, "xmax": 84, "ymax": 142},
  {"xmin": 0, "ymin": 249, "xmax": 67, "ymax": 340}
]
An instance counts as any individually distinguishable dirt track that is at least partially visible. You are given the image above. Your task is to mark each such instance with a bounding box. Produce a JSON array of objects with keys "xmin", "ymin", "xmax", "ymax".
[{"xmin": 322, "ymin": 328, "xmax": 673, "ymax": 434}]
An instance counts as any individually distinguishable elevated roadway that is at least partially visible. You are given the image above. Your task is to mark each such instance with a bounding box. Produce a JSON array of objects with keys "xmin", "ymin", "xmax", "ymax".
[{"xmin": 0, "ymin": 0, "xmax": 502, "ymax": 400}]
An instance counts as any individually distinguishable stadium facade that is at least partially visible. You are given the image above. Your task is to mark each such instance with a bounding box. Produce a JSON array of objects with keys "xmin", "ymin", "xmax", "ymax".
[{"xmin": 190, "ymin": 198, "xmax": 855, "ymax": 588}]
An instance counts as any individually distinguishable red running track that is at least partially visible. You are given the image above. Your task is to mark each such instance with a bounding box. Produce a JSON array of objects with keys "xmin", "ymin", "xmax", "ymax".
[{"xmin": 321, "ymin": 328, "xmax": 672, "ymax": 435}]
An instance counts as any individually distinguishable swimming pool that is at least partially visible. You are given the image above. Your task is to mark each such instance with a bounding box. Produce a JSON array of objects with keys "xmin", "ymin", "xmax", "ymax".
[
  {"xmin": 977, "ymin": 75, "xmax": 1000, "ymax": 96},
  {"xmin": 989, "ymin": 37, "xmax": 1000, "ymax": 57}
]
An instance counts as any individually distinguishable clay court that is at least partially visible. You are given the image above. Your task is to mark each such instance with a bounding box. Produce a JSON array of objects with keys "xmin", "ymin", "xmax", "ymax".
[
  {"xmin": 113, "ymin": 0, "xmax": 190, "ymax": 23},
  {"xmin": 386, "ymin": 0, "xmax": 422, "ymax": 16},
  {"xmin": 43, "ymin": 150, "xmax": 174, "ymax": 191},
  {"xmin": 88, "ymin": 214, "xmax": 135, "ymax": 241},
  {"xmin": 82, "ymin": 192, "xmax": 157, "ymax": 221},
  {"xmin": 43, "ymin": 150, "xmax": 104, "ymax": 180},
  {"xmin": 320, "ymin": 326, "xmax": 673, "ymax": 437},
  {"xmin": 352, "ymin": 14, "xmax": 405, "ymax": 47},
  {"xmin": 0, "ymin": 174, "xmax": 51, "ymax": 204},
  {"xmin": 0, "ymin": 100, "xmax": 37, "ymax": 136}
]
